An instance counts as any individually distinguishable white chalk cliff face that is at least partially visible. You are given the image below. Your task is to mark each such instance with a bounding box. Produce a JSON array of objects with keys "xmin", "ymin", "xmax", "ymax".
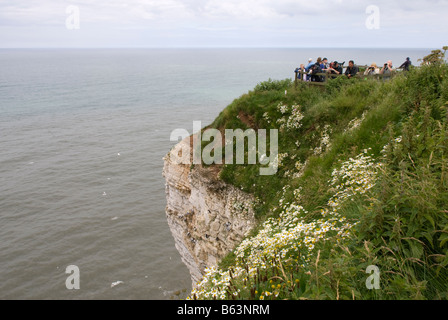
[{"xmin": 162, "ymin": 136, "xmax": 256, "ymax": 286}]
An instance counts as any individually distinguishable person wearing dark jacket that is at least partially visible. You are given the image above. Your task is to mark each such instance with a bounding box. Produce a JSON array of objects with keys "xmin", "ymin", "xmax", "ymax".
[
  {"xmin": 328, "ymin": 61, "xmax": 343, "ymax": 79},
  {"xmin": 399, "ymin": 57, "xmax": 412, "ymax": 71},
  {"xmin": 310, "ymin": 62, "xmax": 323, "ymax": 82},
  {"xmin": 345, "ymin": 60, "xmax": 359, "ymax": 78}
]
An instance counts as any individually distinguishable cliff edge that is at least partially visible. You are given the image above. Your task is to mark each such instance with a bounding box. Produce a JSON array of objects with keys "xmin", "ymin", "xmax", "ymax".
[{"xmin": 162, "ymin": 135, "xmax": 256, "ymax": 286}]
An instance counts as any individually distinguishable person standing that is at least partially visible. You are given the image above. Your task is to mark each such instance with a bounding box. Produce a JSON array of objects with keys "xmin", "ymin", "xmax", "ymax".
[
  {"xmin": 380, "ymin": 60, "xmax": 394, "ymax": 80},
  {"xmin": 305, "ymin": 58, "xmax": 314, "ymax": 72},
  {"xmin": 295, "ymin": 64, "xmax": 307, "ymax": 81},
  {"xmin": 310, "ymin": 61, "xmax": 324, "ymax": 82},
  {"xmin": 399, "ymin": 57, "xmax": 412, "ymax": 71},
  {"xmin": 304, "ymin": 58, "xmax": 315, "ymax": 81}
]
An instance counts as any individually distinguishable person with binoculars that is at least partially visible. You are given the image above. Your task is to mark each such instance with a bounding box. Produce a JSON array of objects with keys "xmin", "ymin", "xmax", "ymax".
[{"xmin": 364, "ymin": 63, "xmax": 380, "ymax": 75}]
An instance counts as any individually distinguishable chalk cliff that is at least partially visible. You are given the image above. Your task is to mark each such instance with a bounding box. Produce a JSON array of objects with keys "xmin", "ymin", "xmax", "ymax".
[{"xmin": 162, "ymin": 136, "xmax": 256, "ymax": 286}]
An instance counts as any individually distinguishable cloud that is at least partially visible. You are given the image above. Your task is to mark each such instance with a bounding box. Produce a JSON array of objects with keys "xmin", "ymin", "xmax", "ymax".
[
  {"xmin": 0, "ymin": 0, "xmax": 447, "ymax": 47},
  {"xmin": 1, "ymin": 0, "xmax": 446, "ymax": 25}
]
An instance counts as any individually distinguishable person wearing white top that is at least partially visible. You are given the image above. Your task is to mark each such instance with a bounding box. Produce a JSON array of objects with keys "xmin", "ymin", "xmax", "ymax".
[{"xmin": 364, "ymin": 63, "xmax": 380, "ymax": 75}]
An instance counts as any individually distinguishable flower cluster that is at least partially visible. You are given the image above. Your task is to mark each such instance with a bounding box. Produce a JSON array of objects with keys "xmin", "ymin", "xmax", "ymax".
[
  {"xmin": 322, "ymin": 150, "xmax": 381, "ymax": 239},
  {"xmin": 189, "ymin": 150, "xmax": 381, "ymax": 300},
  {"xmin": 286, "ymin": 105, "xmax": 305, "ymax": 130},
  {"xmin": 263, "ymin": 112, "xmax": 271, "ymax": 124},
  {"xmin": 269, "ymin": 152, "xmax": 288, "ymax": 172},
  {"xmin": 345, "ymin": 111, "xmax": 367, "ymax": 132},
  {"xmin": 293, "ymin": 160, "xmax": 308, "ymax": 179},
  {"xmin": 313, "ymin": 124, "xmax": 332, "ymax": 155},
  {"xmin": 277, "ymin": 103, "xmax": 289, "ymax": 114},
  {"xmin": 329, "ymin": 150, "xmax": 378, "ymax": 198},
  {"xmin": 284, "ymin": 160, "xmax": 308, "ymax": 179},
  {"xmin": 276, "ymin": 104, "xmax": 305, "ymax": 131}
]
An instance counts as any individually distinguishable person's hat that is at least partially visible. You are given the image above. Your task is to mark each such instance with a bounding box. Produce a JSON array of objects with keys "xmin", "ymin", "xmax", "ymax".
[
  {"xmin": 333, "ymin": 61, "xmax": 338, "ymax": 64},
  {"xmin": 308, "ymin": 58, "xmax": 312, "ymax": 61}
]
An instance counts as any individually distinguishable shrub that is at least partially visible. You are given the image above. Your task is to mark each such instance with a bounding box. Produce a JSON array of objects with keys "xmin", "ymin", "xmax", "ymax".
[{"xmin": 253, "ymin": 78, "xmax": 293, "ymax": 92}]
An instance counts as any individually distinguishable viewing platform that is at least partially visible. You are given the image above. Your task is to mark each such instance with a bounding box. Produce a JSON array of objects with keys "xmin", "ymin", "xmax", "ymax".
[{"xmin": 294, "ymin": 65, "xmax": 402, "ymax": 86}]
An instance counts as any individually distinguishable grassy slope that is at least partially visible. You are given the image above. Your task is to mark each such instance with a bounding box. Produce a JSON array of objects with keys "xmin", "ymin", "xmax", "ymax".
[{"xmin": 192, "ymin": 61, "xmax": 448, "ymax": 300}]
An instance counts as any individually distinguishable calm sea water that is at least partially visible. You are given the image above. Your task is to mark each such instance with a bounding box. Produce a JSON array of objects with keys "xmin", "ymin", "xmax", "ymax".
[{"xmin": 0, "ymin": 48, "xmax": 430, "ymax": 299}]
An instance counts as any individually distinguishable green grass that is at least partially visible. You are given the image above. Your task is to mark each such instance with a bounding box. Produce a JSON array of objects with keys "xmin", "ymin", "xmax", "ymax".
[{"xmin": 191, "ymin": 51, "xmax": 448, "ymax": 300}]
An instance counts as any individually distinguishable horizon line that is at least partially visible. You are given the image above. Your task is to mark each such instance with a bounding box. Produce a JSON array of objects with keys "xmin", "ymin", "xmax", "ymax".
[{"xmin": 0, "ymin": 46, "xmax": 437, "ymax": 50}]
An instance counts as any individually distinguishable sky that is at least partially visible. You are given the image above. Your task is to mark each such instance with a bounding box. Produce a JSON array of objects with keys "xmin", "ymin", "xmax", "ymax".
[{"xmin": 0, "ymin": 0, "xmax": 447, "ymax": 48}]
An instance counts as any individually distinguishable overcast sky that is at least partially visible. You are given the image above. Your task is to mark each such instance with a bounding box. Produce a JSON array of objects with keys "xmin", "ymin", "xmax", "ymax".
[{"xmin": 0, "ymin": 0, "xmax": 446, "ymax": 48}]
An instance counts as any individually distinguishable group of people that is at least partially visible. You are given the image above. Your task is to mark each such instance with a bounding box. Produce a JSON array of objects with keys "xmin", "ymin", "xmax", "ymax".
[
  {"xmin": 295, "ymin": 56, "xmax": 412, "ymax": 82},
  {"xmin": 295, "ymin": 57, "xmax": 344, "ymax": 82}
]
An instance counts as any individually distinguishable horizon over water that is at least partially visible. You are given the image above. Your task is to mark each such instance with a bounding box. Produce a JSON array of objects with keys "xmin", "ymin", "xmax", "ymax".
[{"xmin": 0, "ymin": 47, "xmax": 430, "ymax": 299}]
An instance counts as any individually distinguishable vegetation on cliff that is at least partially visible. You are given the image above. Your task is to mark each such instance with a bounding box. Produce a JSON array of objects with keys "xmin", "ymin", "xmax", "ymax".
[{"xmin": 189, "ymin": 48, "xmax": 448, "ymax": 300}]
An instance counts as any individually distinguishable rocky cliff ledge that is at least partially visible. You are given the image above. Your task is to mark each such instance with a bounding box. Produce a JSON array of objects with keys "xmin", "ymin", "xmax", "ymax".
[{"xmin": 162, "ymin": 136, "xmax": 256, "ymax": 286}]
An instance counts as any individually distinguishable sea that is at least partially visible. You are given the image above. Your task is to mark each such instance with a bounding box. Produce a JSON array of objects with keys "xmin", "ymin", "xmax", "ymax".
[{"xmin": 0, "ymin": 47, "xmax": 431, "ymax": 299}]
